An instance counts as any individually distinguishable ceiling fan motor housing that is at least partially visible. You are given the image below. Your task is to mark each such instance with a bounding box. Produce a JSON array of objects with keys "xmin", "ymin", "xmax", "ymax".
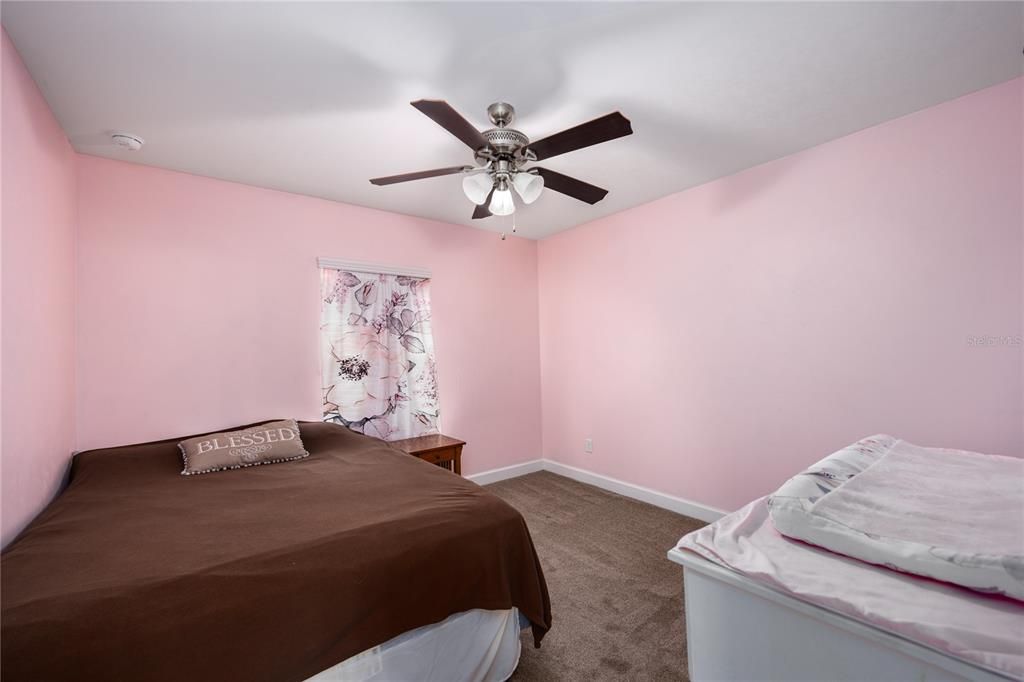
[
  {"xmin": 478, "ymin": 102, "xmax": 533, "ymax": 161},
  {"xmin": 482, "ymin": 127, "xmax": 529, "ymax": 154}
]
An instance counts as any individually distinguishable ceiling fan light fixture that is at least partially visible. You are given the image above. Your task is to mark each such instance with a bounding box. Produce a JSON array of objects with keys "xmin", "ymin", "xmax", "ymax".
[
  {"xmin": 512, "ymin": 172, "xmax": 544, "ymax": 204},
  {"xmin": 462, "ymin": 173, "xmax": 493, "ymax": 205},
  {"xmin": 489, "ymin": 181, "xmax": 515, "ymax": 216}
]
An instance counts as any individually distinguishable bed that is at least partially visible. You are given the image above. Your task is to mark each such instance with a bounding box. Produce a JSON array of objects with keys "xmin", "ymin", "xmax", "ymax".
[
  {"xmin": 668, "ymin": 437, "xmax": 1024, "ymax": 682},
  {"xmin": 1, "ymin": 421, "xmax": 551, "ymax": 681}
]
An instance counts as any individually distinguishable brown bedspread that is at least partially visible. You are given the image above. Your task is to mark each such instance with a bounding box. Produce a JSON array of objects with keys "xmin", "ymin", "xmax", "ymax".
[{"xmin": 1, "ymin": 422, "xmax": 551, "ymax": 681}]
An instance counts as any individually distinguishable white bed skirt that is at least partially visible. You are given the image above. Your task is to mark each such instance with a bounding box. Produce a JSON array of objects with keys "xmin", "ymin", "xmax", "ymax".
[{"xmin": 305, "ymin": 608, "xmax": 522, "ymax": 682}]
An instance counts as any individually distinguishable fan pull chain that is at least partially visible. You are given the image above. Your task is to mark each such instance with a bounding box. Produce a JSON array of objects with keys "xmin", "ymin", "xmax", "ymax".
[{"xmin": 499, "ymin": 212, "xmax": 517, "ymax": 241}]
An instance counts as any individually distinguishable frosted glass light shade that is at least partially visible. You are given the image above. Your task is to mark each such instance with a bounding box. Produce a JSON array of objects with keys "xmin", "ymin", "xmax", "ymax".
[
  {"xmin": 489, "ymin": 188, "xmax": 515, "ymax": 216},
  {"xmin": 462, "ymin": 173, "xmax": 493, "ymax": 205},
  {"xmin": 512, "ymin": 173, "xmax": 544, "ymax": 204}
]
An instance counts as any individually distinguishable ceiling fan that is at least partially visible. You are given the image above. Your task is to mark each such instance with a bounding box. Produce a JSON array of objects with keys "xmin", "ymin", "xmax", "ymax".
[{"xmin": 369, "ymin": 100, "xmax": 633, "ymax": 220}]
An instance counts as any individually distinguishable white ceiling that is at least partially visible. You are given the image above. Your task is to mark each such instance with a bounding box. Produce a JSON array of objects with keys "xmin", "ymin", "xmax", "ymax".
[{"xmin": 3, "ymin": 2, "xmax": 1022, "ymax": 239}]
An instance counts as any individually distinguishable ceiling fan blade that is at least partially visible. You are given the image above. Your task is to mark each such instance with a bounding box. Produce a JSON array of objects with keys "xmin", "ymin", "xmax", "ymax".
[
  {"xmin": 411, "ymin": 100, "xmax": 489, "ymax": 151},
  {"xmin": 527, "ymin": 112, "xmax": 633, "ymax": 161},
  {"xmin": 369, "ymin": 165, "xmax": 471, "ymax": 186},
  {"xmin": 472, "ymin": 188, "xmax": 495, "ymax": 219},
  {"xmin": 533, "ymin": 167, "xmax": 609, "ymax": 204}
]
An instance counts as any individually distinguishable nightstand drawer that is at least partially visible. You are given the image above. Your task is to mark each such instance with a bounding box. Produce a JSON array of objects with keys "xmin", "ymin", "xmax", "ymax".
[{"xmin": 417, "ymin": 447, "xmax": 455, "ymax": 465}]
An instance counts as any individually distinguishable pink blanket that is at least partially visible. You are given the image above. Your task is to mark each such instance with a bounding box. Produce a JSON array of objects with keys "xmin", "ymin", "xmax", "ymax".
[
  {"xmin": 765, "ymin": 436, "xmax": 1024, "ymax": 600},
  {"xmin": 678, "ymin": 499, "xmax": 1024, "ymax": 679},
  {"xmin": 806, "ymin": 440, "xmax": 1024, "ymax": 598}
]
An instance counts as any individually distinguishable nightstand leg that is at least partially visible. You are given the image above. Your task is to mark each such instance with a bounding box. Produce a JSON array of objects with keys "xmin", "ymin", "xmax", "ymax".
[{"xmin": 454, "ymin": 445, "xmax": 463, "ymax": 476}]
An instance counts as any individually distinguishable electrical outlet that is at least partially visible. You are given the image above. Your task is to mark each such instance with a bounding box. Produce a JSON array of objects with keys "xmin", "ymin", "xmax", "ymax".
[{"xmin": 584, "ymin": 438, "xmax": 593, "ymax": 453}]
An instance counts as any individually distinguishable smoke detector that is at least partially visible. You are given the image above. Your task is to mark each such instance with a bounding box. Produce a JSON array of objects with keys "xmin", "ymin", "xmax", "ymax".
[{"xmin": 111, "ymin": 133, "xmax": 144, "ymax": 151}]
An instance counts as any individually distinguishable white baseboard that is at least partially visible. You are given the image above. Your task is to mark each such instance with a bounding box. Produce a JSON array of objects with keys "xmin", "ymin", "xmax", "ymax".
[
  {"xmin": 466, "ymin": 459, "xmax": 544, "ymax": 485},
  {"xmin": 469, "ymin": 456, "xmax": 727, "ymax": 523},
  {"xmin": 542, "ymin": 460, "xmax": 727, "ymax": 523}
]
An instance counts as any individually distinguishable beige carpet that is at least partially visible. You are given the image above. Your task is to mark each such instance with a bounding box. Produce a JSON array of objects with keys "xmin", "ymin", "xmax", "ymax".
[{"xmin": 487, "ymin": 471, "xmax": 707, "ymax": 681}]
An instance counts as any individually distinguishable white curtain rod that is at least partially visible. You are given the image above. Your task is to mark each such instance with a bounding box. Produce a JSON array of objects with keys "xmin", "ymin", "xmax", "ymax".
[{"xmin": 317, "ymin": 257, "xmax": 431, "ymax": 279}]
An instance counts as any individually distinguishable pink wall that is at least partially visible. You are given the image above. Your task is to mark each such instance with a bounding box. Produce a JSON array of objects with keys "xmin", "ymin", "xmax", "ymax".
[
  {"xmin": 538, "ymin": 78, "xmax": 1023, "ymax": 513},
  {"xmin": 1, "ymin": 30, "xmax": 78, "ymax": 546},
  {"xmin": 75, "ymin": 155, "xmax": 542, "ymax": 476}
]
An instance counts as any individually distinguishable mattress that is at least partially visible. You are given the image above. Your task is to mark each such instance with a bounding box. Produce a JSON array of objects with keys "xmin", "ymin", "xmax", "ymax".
[
  {"xmin": 677, "ymin": 499, "xmax": 1024, "ymax": 679},
  {"xmin": 767, "ymin": 435, "xmax": 1024, "ymax": 599},
  {"xmin": 1, "ymin": 421, "xmax": 551, "ymax": 682},
  {"xmin": 307, "ymin": 608, "xmax": 523, "ymax": 682}
]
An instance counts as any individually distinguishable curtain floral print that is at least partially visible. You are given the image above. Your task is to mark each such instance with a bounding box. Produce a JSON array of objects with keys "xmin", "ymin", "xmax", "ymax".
[{"xmin": 320, "ymin": 268, "xmax": 440, "ymax": 441}]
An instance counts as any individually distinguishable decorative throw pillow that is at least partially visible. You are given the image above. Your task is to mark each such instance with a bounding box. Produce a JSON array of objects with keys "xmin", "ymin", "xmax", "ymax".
[{"xmin": 179, "ymin": 420, "xmax": 309, "ymax": 475}]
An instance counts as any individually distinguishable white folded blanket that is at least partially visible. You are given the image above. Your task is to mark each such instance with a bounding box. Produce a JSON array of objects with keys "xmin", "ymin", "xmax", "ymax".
[{"xmin": 768, "ymin": 436, "xmax": 1024, "ymax": 600}]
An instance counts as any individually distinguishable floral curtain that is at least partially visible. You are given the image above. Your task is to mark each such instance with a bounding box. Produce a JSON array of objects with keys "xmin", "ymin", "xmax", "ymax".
[{"xmin": 320, "ymin": 268, "xmax": 440, "ymax": 441}]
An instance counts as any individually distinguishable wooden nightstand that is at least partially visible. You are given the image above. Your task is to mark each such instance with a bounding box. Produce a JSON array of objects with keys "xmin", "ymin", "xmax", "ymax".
[{"xmin": 390, "ymin": 434, "xmax": 465, "ymax": 475}]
